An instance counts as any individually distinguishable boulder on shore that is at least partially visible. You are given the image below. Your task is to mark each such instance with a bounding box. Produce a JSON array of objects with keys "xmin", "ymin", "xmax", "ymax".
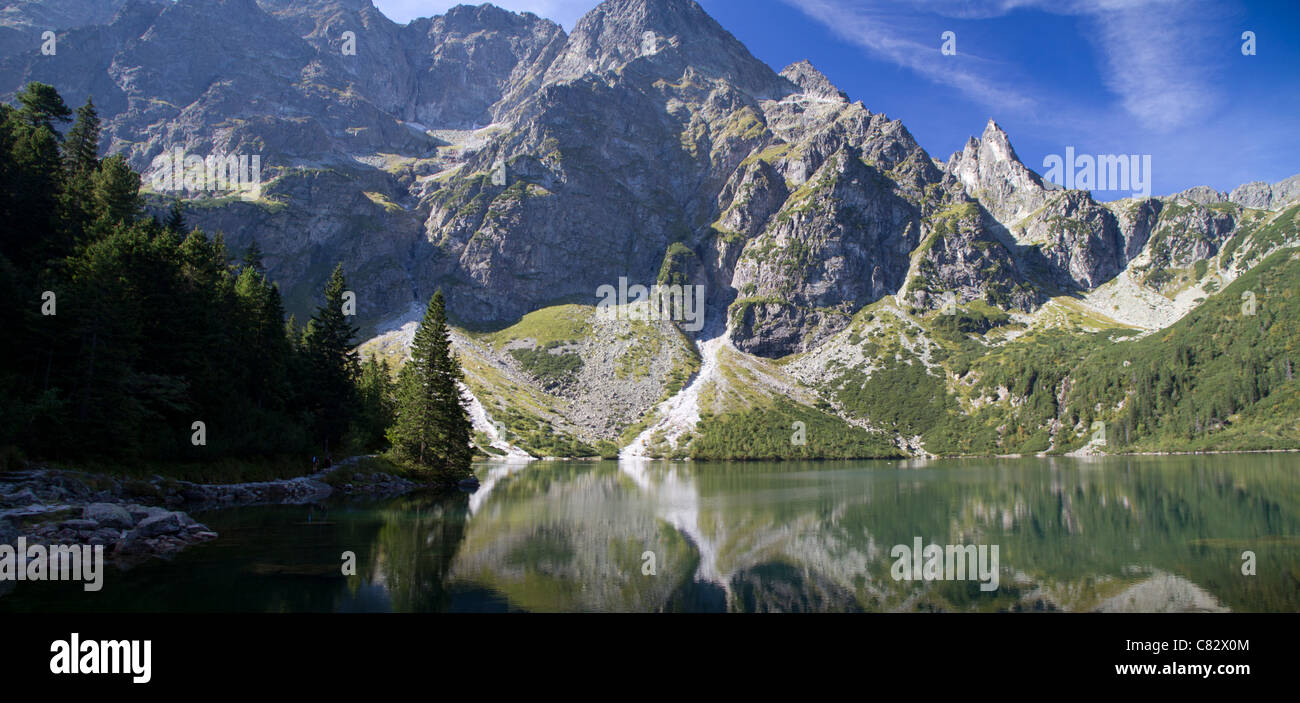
[
  {"xmin": 129, "ymin": 512, "xmax": 186, "ymax": 540},
  {"xmin": 84, "ymin": 502, "xmax": 135, "ymax": 529}
]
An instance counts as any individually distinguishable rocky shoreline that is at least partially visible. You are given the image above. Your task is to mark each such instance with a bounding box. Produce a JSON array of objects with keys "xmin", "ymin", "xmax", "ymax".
[{"xmin": 0, "ymin": 461, "xmax": 425, "ymax": 582}]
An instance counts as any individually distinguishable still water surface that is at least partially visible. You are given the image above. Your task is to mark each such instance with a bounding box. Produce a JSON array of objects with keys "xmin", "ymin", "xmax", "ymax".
[{"xmin": 3, "ymin": 455, "xmax": 1298, "ymax": 612}]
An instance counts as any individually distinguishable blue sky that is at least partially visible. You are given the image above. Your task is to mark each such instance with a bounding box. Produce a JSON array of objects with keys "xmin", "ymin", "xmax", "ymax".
[{"xmin": 372, "ymin": 0, "xmax": 1300, "ymax": 199}]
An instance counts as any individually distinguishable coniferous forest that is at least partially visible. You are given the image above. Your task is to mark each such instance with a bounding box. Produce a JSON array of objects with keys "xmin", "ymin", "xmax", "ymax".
[{"xmin": 0, "ymin": 83, "xmax": 471, "ymax": 482}]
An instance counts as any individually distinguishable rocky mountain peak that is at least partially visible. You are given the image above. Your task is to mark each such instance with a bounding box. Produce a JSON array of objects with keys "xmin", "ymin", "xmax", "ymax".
[
  {"xmin": 440, "ymin": 3, "xmax": 538, "ymax": 25},
  {"xmin": 978, "ymin": 118, "xmax": 1018, "ymax": 163},
  {"xmin": 780, "ymin": 60, "xmax": 847, "ymax": 102},
  {"xmin": 1174, "ymin": 185, "xmax": 1227, "ymax": 206},
  {"xmin": 421, "ymin": 2, "xmax": 562, "ymax": 43},
  {"xmin": 542, "ymin": 0, "xmax": 787, "ymax": 97},
  {"xmin": 946, "ymin": 117, "xmax": 1047, "ymax": 225},
  {"xmin": 576, "ymin": 0, "xmax": 717, "ymax": 32},
  {"xmin": 1229, "ymin": 174, "xmax": 1300, "ymax": 211}
]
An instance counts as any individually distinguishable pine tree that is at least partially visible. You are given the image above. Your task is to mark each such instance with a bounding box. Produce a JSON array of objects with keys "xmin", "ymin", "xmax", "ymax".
[
  {"xmin": 2, "ymin": 99, "xmax": 64, "ymax": 265},
  {"xmin": 56, "ymin": 98, "xmax": 103, "ymax": 248},
  {"xmin": 234, "ymin": 264, "xmax": 291, "ymax": 410},
  {"xmin": 241, "ymin": 239, "xmax": 264, "ymax": 272},
  {"xmin": 164, "ymin": 199, "xmax": 187, "ymax": 235},
  {"xmin": 179, "ymin": 229, "xmax": 227, "ymax": 289},
  {"xmin": 15, "ymin": 83, "xmax": 71, "ymax": 134},
  {"xmin": 303, "ymin": 263, "xmax": 360, "ymax": 447},
  {"xmin": 91, "ymin": 155, "xmax": 143, "ymax": 225},
  {"xmin": 61, "ymin": 97, "xmax": 100, "ymax": 175},
  {"xmin": 387, "ymin": 290, "xmax": 472, "ymax": 479},
  {"xmin": 284, "ymin": 313, "xmax": 300, "ymax": 349}
]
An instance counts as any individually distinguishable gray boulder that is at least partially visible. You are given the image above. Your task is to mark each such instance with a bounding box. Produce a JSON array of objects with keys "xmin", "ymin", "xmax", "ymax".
[
  {"xmin": 129, "ymin": 512, "xmax": 186, "ymax": 539},
  {"xmin": 83, "ymin": 502, "xmax": 135, "ymax": 529}
]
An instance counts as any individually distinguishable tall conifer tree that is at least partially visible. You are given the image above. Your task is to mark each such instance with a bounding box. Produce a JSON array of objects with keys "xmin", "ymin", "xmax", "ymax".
[
  {"xmin": 304, "ymin": 263, "xmax": 360, "ymax": 447},
  {"xmin": 62, "ymin": 97, "xmax": 100, "ymax": 175},
  {"xmin": 388, "ymin": 291, "xmax": 472, "ymax": 478}
]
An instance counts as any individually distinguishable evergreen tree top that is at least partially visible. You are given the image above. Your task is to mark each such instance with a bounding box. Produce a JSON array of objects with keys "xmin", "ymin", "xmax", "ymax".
[
  {"xmin": 242, "ymin": 239, "xmax": 265, "ymax": 272},
  {"xmin": 164, "ymin": 199, "xmax": 187, "ymax": 236},
  {"xmin": 62, "ymin": 97, "xmax": 101, "ymax": 175},
  {"xmin": 15, "ymin": 82, "xmax": 71, "ymax": 134}
]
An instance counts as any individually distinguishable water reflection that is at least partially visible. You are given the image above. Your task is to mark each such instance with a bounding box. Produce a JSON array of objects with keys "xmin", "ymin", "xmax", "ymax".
[
  {"xmin": 452, "ymin": 455, "xmax": 1300, "ymax": 612},
  {"xmin": 2, "ymin": 455, "xmax": 1297, "ymax": 612}
]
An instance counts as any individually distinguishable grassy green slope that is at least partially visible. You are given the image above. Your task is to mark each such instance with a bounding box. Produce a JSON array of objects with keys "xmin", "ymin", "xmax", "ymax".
[{"xmin": 924, "ymin": 248, "xmax": 1300, "ymax": 454}]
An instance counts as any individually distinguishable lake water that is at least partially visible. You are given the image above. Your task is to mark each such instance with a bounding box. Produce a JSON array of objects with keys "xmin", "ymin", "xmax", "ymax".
[{"xmin": 3, "ymin": 454, "xmax": 1298, "ymax": 612}]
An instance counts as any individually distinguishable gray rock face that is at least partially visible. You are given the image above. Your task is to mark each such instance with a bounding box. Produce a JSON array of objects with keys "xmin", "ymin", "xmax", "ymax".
[
  {"xmin": 1113, "ymin": 198, "xmax": 1164, "ymax": 262},
  {"xmin": 0, "ymin": 0, "xmax": 136, "ymax": 29},
  {"xmin": 415, "ymin": 5, "xmax": 567, "ymax": 127},
  {"xmin": 1230, "ymin": 174, "xmax": 1300, "ymax": 210},
  {"xmin": 1144, "ymin": 200, "xmax": 1237, "ymax": 270},
  {"xmin": 1176, "ymin": 186, "xmax": 1227, "ymax": 206},
  {"xmin": 0, "ymin": 0, "xmax": 140, "ymax": 59},
  {"xmin": 910, "ymin": 202, "xmax": 1042, "ymax": 312},
  {"xmin": 729, "ymin": 148, "xmax": 923, "ymax": 354},
  {"xmin": 1016, "ymin": 190, "xmax": 1131, "ymax": 290},
  {"xmin": 0, "ymin": 0, "xmax": 564, "ymax": 327},
  {"xmin": 939, "ymin": 120, "xmax": 1262, "ymax": 299}
]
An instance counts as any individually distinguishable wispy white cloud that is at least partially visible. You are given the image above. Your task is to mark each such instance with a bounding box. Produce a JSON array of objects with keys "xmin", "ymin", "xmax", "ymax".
[
  {"xmin": 780, "ymin": 0, "xmax": 1228, "ymax": 131},
  {"xmin": 781, "ymin": 0, "xmax": 1037, "ymax": 114},
  {"xmin": 371, "ymin": 0, "xmax": 597, "ymax": 30},
  {"xmin": 1072, "ymin": 0, "xmax": 1223, "ymax": 131}
]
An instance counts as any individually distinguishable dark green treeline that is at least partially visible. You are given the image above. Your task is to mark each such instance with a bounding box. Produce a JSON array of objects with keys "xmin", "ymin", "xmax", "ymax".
[{"xmin": 0, "ymin": 83, "xmax": 407, "ymax": 469}]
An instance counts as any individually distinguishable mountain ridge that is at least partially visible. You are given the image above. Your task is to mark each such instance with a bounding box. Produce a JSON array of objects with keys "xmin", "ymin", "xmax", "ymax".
[{"xmin": 4, "ymin": 0, "xmax": 1297, "ymax": 459}]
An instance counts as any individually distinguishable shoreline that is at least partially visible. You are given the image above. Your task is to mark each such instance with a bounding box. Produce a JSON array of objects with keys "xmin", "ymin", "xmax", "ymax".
[
  {"xmin": 558, "ymin": 447, "xmax": 1300, "ymax": 463},
  {"xmin": 0, "ymin": 458, "xmax": 438, "ymax": 583}
]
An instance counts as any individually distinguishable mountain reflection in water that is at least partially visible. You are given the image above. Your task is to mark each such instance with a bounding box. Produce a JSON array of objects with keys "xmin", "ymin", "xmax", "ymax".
[{"xmin": 2, "ymin": 455, "xmax": 1297, "ymax": 613}]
